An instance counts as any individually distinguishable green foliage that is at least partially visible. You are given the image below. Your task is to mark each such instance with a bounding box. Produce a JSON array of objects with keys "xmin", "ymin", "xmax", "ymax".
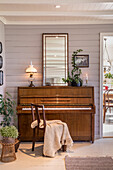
[
  {"xmin": 0, "ymin": 92, "xmax": 16, "ymax": 126},
  {"xmin": 62, "ymin": 49, "xmax": 83, "ymax": 85},
  {"xmin": 104, "ymin": 72, "xmax": 113, "ymax": 79},
  {"xmin": 0, "ymin": 125, "xmax": 18, "ymax": 138}
]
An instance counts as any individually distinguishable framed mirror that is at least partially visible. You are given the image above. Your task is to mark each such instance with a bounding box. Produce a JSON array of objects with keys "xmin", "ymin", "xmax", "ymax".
[{"xmin": 42, "ymin": 33, "xmax": 68, "ymax": 86}]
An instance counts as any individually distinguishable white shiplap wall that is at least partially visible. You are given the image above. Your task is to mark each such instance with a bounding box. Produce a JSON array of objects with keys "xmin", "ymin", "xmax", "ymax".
[
  {"xmin": 5, "ymin": 24, "xmax": 113, "ymax": 139},
  {"xmin": 0, "ymin": 21, "xmax": 5, "ymax": 95}
]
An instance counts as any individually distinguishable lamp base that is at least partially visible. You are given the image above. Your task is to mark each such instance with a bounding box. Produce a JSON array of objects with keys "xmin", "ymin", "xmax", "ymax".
[{"xmin": 29, "ymin": 81, "xmax": 35, "ymax": 87}]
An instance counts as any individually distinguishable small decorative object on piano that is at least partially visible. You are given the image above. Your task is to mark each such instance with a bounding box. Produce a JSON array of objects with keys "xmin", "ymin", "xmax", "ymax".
[
  {"xmin": 62, "ymin": 49, "xmax": 83, "ymax": 86},
  {"xmin": 85, "ymin": 73, "xmax": 88, "ymax": 85},
  {"xmin": 26, "ymin": 61, "xmax": 37, "ymax": 87}
]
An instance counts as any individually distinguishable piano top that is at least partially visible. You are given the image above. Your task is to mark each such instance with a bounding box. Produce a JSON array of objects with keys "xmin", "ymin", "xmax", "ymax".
[
  {"xmin": 17, "ymin": 86, "xmax": 95, "ymax": 108},
  {"xmin": 19, "ymin": 103, "xmax": 93, "ymax": 106}
]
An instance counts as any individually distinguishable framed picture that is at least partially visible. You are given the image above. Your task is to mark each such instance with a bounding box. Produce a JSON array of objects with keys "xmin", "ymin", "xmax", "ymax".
[
  {"xmin": 75, "ymin": 55, "xmax": 89, "ymax": 68},
  {"xmin": 0, "ymin": 70, "xmax": 3, "ymax": 86},
  {"xmin": 0, "ymin": 56, "xmax": 3, "ymax": 69},
  {"xmin": 0, "ymin": 42, "xmax": 2, "ymax": 54}
]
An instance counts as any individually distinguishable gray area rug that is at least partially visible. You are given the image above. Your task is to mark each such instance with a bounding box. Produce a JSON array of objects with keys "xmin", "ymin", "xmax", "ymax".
[{"xmin": 65, "ymin": 156, "xmax": 113, "ymax": 170}]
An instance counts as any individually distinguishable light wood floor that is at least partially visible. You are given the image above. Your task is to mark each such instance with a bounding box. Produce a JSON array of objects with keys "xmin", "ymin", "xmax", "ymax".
[
  {"xmin": 103, "ymin": 110, "xmax": 113, "ymax": 137},
  {"xmin": 0, "ymin": 138, "xmax": 113, "ymax": 170}
]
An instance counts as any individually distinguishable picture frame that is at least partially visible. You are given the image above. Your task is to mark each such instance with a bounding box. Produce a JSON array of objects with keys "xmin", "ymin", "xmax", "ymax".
[
  {"xmin": 0, "ymin": 42, "xmax": 2, "ymax": 54},
  {"xmin": 75, "ymin": 55, "xmax": 89, "ymax": 68},
  {"xmin": 0, "ymin": 56, "xmax": 3, "ymax": 69},
  {"xmin": 0, "ymin": 70, "xmax": 3, "ymax": 86}
]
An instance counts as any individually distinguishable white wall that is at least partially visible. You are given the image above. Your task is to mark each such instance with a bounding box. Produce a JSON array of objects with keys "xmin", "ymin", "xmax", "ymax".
[
  {"xmin": 5, "ymin": 24, "xmax": 113, "ymax": 139},
  {"xmin": 0, "ymin": 21, "xmax": 5, "ymax": 138},
  {"xmin": 0, "ymin": 21, "xmax": 5, "ymax": 95}
]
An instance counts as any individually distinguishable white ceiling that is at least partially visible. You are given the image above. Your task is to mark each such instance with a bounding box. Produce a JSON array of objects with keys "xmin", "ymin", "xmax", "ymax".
[{"xmin": 0, "ymin": 0, "xmax": 113, "ymax": 25}]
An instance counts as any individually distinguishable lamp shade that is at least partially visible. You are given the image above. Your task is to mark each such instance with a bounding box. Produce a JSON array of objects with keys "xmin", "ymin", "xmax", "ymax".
[{"xmin": 26, "ymin": 63, "xmax": 37, "ymax": 73}]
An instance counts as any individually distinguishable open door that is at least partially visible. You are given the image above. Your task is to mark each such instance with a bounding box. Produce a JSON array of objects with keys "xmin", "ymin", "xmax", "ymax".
[{"xmin": 100, "ymin": 33, "xmax": 113, "ymax": 138}]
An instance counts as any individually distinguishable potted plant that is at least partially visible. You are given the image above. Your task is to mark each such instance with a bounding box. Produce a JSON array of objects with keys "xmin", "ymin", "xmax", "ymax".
[
  {"xmin": 104, "ymin": 72, "xmax": 113, "ymax": 84},
  {"xmin": 0, "ymin": 92, "xmax": 20, "ymax": 151},
  {"xmin": 62, "ymin": 49, "xmax": 83, "ymax": 86},
  {"xmin": 0, "ymin": 125, "xmax": 18, "ymax": 143},
  {"xmin": 0, "ymin": 92, "xmax": 16, "ymax": 126},
  {"xmin": 104, "ymin": 72, "xmax": 113, "ymax": 79}
]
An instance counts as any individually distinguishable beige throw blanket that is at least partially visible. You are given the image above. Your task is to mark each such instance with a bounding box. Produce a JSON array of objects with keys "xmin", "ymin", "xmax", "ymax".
[{"xmin": 43, "ymin": 120, "xmax": 73, "ymax": 157}]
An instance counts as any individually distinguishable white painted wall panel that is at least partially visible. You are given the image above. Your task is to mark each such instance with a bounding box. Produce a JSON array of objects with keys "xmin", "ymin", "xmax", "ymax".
[
  {"xmin": 5, "ymin": 24, "xmax": 113, "ymax": 139},
  {"xmin": 0, "ymin": 21, "xmax": 5, "ymax": 95},
  {"xmin": 0, "ymin": 21, "xmax": 5, "ymax": 136}
]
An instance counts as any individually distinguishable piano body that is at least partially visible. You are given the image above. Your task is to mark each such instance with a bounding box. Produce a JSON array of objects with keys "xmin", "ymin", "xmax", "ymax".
[{"xmin": 17, "ymin": 86, "xmax": 95, "ymax": 142}]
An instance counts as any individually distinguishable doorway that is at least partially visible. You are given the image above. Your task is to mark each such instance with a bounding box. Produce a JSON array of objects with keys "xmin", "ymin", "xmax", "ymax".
[{"xmin": 100, "ymin": 33, "xmax": 113, "ymax": 138}]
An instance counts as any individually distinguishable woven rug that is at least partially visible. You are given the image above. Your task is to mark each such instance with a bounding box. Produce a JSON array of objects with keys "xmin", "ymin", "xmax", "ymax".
[{"xmin": 65, "ymin": 156, "xmax": 113, "ymax": 170}]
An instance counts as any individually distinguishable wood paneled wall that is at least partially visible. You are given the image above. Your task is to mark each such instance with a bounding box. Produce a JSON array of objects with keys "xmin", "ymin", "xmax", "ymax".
[{"xmin": 5, "ymin": 24, "xmax": 113, "ymax": 138}]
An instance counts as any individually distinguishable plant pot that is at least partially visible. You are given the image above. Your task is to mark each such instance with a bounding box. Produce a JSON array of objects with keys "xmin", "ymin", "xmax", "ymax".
[
  {"xmin": 71, "ymin": 81, "xmax": 77, "ymax": 86},
  {"xmin": 68, "ymin": 82, "xmax": 71, "ymax": 86},
  {"xmin": 76, "ymin": 82, "xmax": 80, "ymax": 87},
  {"xmin": 2, "ymin": 137, "xmax": 15, "ymax": 144},
  {"xmin": 71, "ymin": 81, "xmax": 80, "ymax": 86},
  {"xmin": 15, "ymin": 137, "xmax": 20, "ymax": 152}
]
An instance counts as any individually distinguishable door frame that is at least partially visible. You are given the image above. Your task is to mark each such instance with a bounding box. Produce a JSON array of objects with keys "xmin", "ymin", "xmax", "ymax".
[{"xmin": 100, "ymin": 33, "xmax": 113, "ymax": 138}]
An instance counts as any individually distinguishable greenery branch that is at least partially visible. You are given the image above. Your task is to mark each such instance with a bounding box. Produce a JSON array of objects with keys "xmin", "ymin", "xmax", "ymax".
[
  {"xmin": 62, "ymin": 49, "xmax": 83, "ymax": 85},
  {"xmin": 0, "ymin": 92, "xmax": 16, "ymax": 126}
]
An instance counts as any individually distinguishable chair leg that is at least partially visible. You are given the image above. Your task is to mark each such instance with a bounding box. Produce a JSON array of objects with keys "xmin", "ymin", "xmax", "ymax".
[
  {"xmin": 103, "ymin": 107, "xmax": 106, "ymax": 123},
  {"xmin": 62, "ymin": 145, "xmax": 67, "ymax": 152},
  {"xmin": 32, "ymin": 128, "xmax": 36, "ymax": 151}
]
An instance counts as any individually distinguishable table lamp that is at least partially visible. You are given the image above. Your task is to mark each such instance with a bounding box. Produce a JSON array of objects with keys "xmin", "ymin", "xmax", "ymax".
[{"xmin": 26, "ymin": 61, "xmax": 37, "ymax": 87}]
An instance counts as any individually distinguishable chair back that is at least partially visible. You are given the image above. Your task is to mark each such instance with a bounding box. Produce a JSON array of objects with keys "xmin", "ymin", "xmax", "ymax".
[
  {"xmin": 107, "ymin": 89, "xmax": 113, "ymax": 107},
  {"xmin": 31, "ymin": 104, "xmax": 46, "ymax": 130}
]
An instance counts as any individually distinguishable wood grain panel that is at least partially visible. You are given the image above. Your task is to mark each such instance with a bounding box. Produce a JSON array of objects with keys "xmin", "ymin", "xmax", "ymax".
[{"xmin": 17, "ymin": 86, "xmax": 95, "ymax": 142}]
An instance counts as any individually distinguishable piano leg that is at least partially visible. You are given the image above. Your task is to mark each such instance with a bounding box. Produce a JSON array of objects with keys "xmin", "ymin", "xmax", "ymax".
[{"xmin": 91, "ymin": 113, "xmax": 94, "ymax": 143}]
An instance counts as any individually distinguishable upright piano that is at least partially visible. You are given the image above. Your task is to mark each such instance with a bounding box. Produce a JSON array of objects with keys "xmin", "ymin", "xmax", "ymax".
[{"xmin": 17, "ymin": 86, "xmax": 95, "ymax": 142}]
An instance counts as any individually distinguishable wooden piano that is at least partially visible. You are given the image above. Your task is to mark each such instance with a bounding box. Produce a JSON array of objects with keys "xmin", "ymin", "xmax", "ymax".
[{"xmin": 17, "ymin": 86, "xmax": 95, "ymax": 142}]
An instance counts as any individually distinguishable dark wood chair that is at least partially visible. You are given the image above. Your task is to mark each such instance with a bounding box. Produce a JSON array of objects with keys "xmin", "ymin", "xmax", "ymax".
[
  {"xmin": 31, "ymin": 104, "xmax": 46, "ymax": 151},
  {"xmin": 103, "ymin": 89, "xmax": 113, "ymax": 123},
  {"xmin": 31, "ymin": 103, "xmax": 66, "ymax": 152}
]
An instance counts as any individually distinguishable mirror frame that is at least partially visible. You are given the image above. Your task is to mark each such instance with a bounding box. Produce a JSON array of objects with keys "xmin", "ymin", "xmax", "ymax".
[{"xmin": 42, "ymin": 33, "xmax": 69, "ymax": 86}]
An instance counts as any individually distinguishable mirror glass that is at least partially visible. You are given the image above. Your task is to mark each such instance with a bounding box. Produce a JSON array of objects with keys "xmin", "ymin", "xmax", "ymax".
[{"xmin": 42, "ymin": 33, "xmax": 68, "ymax": 86}]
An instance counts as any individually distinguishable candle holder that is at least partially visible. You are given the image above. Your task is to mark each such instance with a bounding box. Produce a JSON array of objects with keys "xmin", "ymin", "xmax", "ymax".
[
  {"xmin": 86, "ymin": 79, "xmax": 88, "ymax": 85},
  {"xmin": 85, "ymin": 74, "xmax": 88, "ymax": 86}
]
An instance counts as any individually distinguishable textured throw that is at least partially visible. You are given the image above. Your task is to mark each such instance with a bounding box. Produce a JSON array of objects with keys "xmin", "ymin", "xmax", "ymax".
[
  {"xmin": 43, "ymin": 120, "xmax": 73, "ymax": 157},
  {"xmin": 65, "ymin": 156, "xmax": 113, "ymax": 170}
]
